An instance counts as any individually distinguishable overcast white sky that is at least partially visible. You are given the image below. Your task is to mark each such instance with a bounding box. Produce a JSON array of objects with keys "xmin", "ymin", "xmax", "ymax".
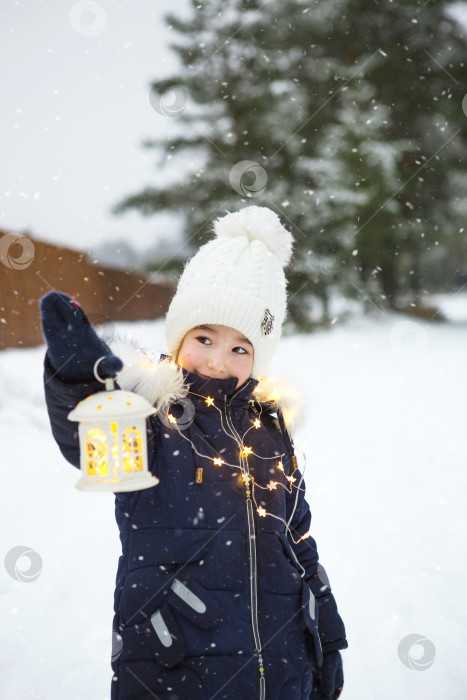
[
  {"xmin": 1, "ymin": 0, "xmax": 193, "ymax": 259},
  {"xmin": 2, "ymin": 1, "xmax": 467, "ymax": 261}
]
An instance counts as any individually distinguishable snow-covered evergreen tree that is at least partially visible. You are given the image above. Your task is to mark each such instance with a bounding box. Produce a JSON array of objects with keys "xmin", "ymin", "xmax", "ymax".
[{"xmin": 112, "ymin": 0, "xmax": 467, "ymax": 327}]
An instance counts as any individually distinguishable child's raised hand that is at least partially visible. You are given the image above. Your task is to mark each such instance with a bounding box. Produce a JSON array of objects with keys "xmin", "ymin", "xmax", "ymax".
[{"xmin": 39, "ymin": 291, "xmax": 123, "ymax": 382}]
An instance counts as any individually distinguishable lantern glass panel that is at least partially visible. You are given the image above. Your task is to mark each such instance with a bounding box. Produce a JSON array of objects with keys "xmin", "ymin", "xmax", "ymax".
[
  {"xmin": 85, "ymin": 428, "xmax": 109, "ymax": 477},
  {"xmin": 110, "ymin": 421, "xmax": 120, "ymax": 479},
  {"xmin": 122, "ymin": 426, "xmax": 144, "ymax": 474}
]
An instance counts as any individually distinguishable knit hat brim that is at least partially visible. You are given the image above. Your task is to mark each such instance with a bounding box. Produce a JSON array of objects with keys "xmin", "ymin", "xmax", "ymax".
[{"xmin": 165, "ymin": 285, "xmax": 282, "ymax": 380}]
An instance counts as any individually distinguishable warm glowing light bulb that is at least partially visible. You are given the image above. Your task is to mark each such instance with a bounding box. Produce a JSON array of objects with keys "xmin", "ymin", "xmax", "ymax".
[
  {"xmin": 277, "ymin": 461, "xmax": 284, "ymax": 471},
  {"xmin": 205, "ymin": 396, "xmax": 214, "ymax": 406},
  {"xmin": 241, "ymin": 446, "xmax": 253, "ymax": 457},
  {"xmin": 286, "ymin": 475, "xmax": 296, "ymax": 483},
  {"xmin": 253, "ymin": 418, "xmax": 261, "ymax": 429},
  {"xmin": 213, "ymin": 457, "xmax": 224, "ymax": 467},
  {"xmin": 257, "ymin": 506, "xmax": 266, "ymax": 517},
  {"xmin": 242, "ymin": 473, "xmax": 251, "ymax": 484},
  {"xmin": 167, "ymin": 414, "xmax": 177, "ymax": 424}
]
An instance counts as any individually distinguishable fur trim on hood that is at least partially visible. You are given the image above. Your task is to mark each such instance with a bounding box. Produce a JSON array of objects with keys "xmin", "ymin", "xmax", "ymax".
[
  {"xmin": 108, "ymin": 337, "xmax": 306, "ymax": 439},
  {"xmin": 250, "ymin": 374, "xmax": 307, "ymax": 439}
]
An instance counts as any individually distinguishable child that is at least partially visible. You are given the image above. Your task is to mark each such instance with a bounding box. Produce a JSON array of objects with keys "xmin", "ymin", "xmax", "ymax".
[{"xmin": 40, "ymin": 205, "xmax": 348, "ymax": 700}]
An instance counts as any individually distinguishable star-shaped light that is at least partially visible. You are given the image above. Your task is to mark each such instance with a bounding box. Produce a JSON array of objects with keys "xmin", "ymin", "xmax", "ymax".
[
  {"xmin": 257, "ymin": 506, "xmax": 266, "ymax": 517},
  {"xmin": 276, "ymin": 461, "xmax": 284, "ymax": 471},
  {"xmin": 241, "ymin": 446, "xmax": 253, "ymax": 457},
  {"xmin": 286, "ymin": 475, "xmax": 296, "ymax": 483},
  {"xmin": 205, "ymin": 396, "xmax": 215, "ymax": 407},
  {"xmin": 253, "ymin": 418, "xmax": 261, "ymax": 429},
  {"xmin": 241, "ymin": 473, "xmax": 251, "ymax": 484},
  {"xmin": 167, "ymin": 414, "xmax": 177, "ymax": 424},
  {"xmin": 213, "ymin": 457, "xmax": 224, "ymax": 467},
  {"xmin": 267, "ymin": 481, "xmax": 278, "ymax": 490}
]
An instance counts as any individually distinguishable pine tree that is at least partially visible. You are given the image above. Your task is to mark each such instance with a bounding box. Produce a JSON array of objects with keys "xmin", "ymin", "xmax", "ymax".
[
  {"xmin": 112, "ymin": 0, "xmax": 467, "ymax": 327},
  {"xmin": 301, "ymin": 78, "xmax": 412, "ymax": 312}
]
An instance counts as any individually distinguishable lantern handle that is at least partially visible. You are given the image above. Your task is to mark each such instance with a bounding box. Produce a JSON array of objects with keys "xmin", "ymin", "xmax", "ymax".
[{"xmin": 93, "ymin": 356, "xmax": 116, "ymax": 391}]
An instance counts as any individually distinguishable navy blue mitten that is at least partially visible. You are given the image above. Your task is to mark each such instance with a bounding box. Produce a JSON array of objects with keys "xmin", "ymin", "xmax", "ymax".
[
  {"xmin": 39, "ymin": 291, "xmax": 122, "ymax": 383},
  {"xmin": 311, "ymin": 650, "xmax": 344, "ymax": 699}
]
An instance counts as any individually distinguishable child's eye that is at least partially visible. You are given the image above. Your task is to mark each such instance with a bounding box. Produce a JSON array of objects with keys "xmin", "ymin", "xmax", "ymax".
[{"xmin": 196, "ymin": 337, "xmax": 248, "ymax": 355}]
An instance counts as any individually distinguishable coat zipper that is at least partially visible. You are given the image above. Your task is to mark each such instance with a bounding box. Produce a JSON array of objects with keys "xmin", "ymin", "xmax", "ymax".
[{"xmin": 223, "ymin": 389, "xmax": 266, "ymax": 700}]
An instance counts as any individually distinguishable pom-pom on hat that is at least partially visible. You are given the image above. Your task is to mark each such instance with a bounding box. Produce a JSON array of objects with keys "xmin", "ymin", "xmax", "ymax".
[{"xmin": 165, "ymin": 205, "xmax": 294, "ymax": 380}]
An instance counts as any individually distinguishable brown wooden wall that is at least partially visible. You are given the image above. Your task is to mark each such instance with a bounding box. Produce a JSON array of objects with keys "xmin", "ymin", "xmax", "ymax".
[{"xmin": 0, "ymin": 230, "xmax": 176, "ymax": 350}]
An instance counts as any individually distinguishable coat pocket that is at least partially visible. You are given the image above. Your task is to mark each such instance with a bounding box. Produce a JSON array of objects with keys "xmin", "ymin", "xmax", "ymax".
[
  {"xmin": 120, "ymin": 576, "xmax": 220, "ymax": 668},
  {"xmin": 301, "ymin": 581, "xmax": 323, "ymax": 669},
  {"xmin": 276, "ymin": 532, "xmax": 324, "ymax": 669},
  {"xmin": 120, "ymin": 527, "xmax": 220, "ymax": 627}
]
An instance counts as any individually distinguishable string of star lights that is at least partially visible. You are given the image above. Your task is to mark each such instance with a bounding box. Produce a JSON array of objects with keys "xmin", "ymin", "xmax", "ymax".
[{"xmin": 164, "ymin": 390, "xmax": 312, "ymax": 555}]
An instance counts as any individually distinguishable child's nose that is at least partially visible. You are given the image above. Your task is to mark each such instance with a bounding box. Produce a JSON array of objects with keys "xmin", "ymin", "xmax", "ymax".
[{"xmin": 207, "ymin": 349, "xmax": 228, "ymax": 372}]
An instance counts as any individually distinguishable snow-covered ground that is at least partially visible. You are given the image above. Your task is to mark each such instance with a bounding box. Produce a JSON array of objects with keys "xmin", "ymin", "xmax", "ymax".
[{"xmin": 1, "ymin": 298, "xmax": 466, "ymax": 699}]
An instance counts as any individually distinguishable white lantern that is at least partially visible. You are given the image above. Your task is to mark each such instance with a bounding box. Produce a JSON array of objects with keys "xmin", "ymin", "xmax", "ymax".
[{"xmin": 68, "ymin": 358, "xmax": 159, "ymax": 493}]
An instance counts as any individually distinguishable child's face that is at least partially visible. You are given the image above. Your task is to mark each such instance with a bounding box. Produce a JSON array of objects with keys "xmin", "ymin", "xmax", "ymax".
[{"xmin": 177, "ymin": 324, "xmax": 254, "ymax": 389}]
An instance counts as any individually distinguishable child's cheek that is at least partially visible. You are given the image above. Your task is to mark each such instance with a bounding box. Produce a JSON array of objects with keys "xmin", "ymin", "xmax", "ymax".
[{"xmin": 186, "ymin": 348, "xmax": 200, "ymax": 368}]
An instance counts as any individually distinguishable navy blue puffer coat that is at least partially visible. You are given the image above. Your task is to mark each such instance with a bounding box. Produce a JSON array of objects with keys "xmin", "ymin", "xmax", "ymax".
[{"xmin": 43, "ymin": 350, "xmax": 347, "ymax": 700}]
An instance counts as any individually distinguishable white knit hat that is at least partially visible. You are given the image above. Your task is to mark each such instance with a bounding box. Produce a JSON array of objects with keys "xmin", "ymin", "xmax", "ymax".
[{"xmin": 165, "ymin": 205, "xmax": 294, "ymax": 379}]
